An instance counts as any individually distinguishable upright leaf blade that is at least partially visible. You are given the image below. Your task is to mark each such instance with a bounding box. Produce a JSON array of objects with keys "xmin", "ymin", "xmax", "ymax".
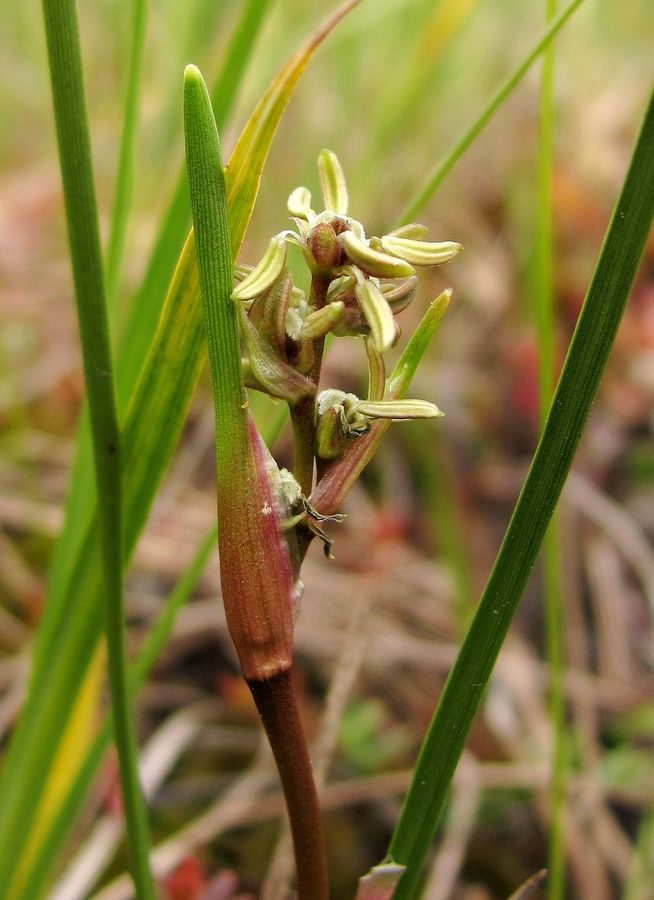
[{"xmin": 388, "ymin": 85, "xmax": 654, "ymax": 898}]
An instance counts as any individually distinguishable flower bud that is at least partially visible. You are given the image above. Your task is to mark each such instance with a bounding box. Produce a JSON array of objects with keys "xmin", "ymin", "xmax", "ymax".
[
  {"xmin": 287, "ymin": 185, "xmax": 314, "ymax": 220},
  {"xmin": 232, "ymin": 235, "xmax": 287, "ymax": 300},
  {"xmin": 301, "ymin": 301, "xmax": 346, "ymax": 339},
  {"xmin": 380, "ymin": 235, "xmax": 462, "ymax": 266},
  {"xmin": 317, "ymin": 148, "xmax": 348, "ymax": 215},
  {"xmin": 355, "ymin": 278, "xmax": 399, "ymax": 353},
  {"xmin": 342, "ymin": 230, "xmax": 415, "ymax": 278}
]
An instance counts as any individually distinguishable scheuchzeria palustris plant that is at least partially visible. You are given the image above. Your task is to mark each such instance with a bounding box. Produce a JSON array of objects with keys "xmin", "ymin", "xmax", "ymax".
[
  {"xmin": 235, "ymin": 149, "xmax": 461, "ymax": 549},
  {"xmin": 188, "ymin": 126, "xmax": 462, "ymax": 898}
]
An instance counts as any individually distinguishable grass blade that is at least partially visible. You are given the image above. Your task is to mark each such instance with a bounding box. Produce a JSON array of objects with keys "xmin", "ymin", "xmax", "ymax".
[
  {"xmin": 34, "ymin": 2, "xmax": 154, "ymax": 896},
  {"xmin": 532, "ymin": 2, "xmax": 567, "ymax": 897},
  {"xmin": 387, "ymin": 84, "xmax": 654, "ymax": 898},
  {"xmin": 395, "ymin": 0, "xmax": 586, "ymax": 226}
]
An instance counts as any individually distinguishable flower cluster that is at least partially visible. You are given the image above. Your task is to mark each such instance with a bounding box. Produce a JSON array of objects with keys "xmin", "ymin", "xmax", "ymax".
[{"xmin": 233, "ymin": 150, "xmax": 461, "ymax": 533}]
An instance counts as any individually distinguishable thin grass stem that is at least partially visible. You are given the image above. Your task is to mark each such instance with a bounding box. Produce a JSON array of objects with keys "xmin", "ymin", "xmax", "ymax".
[
  {"xmin": 105, "ymin": 0, "xmax": 148, "ymax": 312},
  {"xmin": 533, "ymin": 2, "xmax": 567, "ymax": 896},
  {"xmin": 394, "ymin": 0, "xmax": 586, "ymax": 226}
]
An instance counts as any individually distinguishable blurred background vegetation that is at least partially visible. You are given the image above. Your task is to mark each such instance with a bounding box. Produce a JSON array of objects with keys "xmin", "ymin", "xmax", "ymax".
[{"xmin": 1, "ymin": 0, "xmax": 653, "ymax": 896}]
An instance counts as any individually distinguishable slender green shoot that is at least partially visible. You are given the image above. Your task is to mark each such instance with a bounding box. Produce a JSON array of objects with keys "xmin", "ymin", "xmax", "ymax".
[
  {"xmin": 533, "ymin": 2, "xmax": 567, "ymax": 897},
  {"xmin": 387, "ymin": 85, "xmax": 654, "ymax": 898},
  {"xmin": 39, "ymin": 1, "xmax": 154, "ymax": 897},
  {"xmin": 395, "ymin": 0, "xmax": 586, "ymax": 226},
  {"xmin": 105, "ymin": 0, "xmax": 148, "ymax": 311}
]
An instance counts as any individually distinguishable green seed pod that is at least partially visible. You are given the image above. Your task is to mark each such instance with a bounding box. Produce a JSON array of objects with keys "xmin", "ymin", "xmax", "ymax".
[{"xmin": 239, "ymin": 306, "xmax": 314, "ymax": 404}]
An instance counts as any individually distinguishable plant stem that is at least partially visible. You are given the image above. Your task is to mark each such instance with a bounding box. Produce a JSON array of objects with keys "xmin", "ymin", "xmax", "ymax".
[
  {"xmin": 248, "ymin": 670, "xmax": 329, "ymax": 900},
  {"xmin": 105, "ymin": 0, "xmax": 148, "ymax": 312},
  {"xmin": 290, "ymin": 273, "xmax": 330, "ymax": 494},
  {"xmin": 39, "ymin": 2, "xmax": 154, "ymax": 897}
]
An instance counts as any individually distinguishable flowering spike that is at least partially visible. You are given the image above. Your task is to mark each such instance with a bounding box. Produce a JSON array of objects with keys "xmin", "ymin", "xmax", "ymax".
[
  {"xmin": 287, "ymin": 185, "xmax": 314, "ymax": 219},
  {"xmin": 318, "ymin": 149, "xmax": 348, "ymax": 215},
  {"xmin": 355, "ymin": 278, "xmax": 399, "ymax": 353},
  {"xmin": 342, "ymin": 230, "xmax": 415, "ymax": 278},
  {"xmin": 380, "ymin": 235, "xmax": 462, "ymax": 266},
  {"xmin": 232, "ymin": 234, "xmax": 287, "ymax": 300}
]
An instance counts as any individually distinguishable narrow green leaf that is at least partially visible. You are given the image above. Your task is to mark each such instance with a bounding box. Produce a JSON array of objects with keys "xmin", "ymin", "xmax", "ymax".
[
  {"xmin": 32, "ymin": 2, "xmax": 154, "ymax": 897},
  {"xmin": 532, "ymin": 3, "xmax": 567, "ymax": 897},
  {"xmin": 387, "ymin": 86, "xmax": 654, "ymax": 898},
  {"xmin": 184, "ymin": 64, "xmax": 295, "ymax": 683},
  {"xmin": 104, "ymin": 0, "xmax": 148, "ymax": 309}
]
